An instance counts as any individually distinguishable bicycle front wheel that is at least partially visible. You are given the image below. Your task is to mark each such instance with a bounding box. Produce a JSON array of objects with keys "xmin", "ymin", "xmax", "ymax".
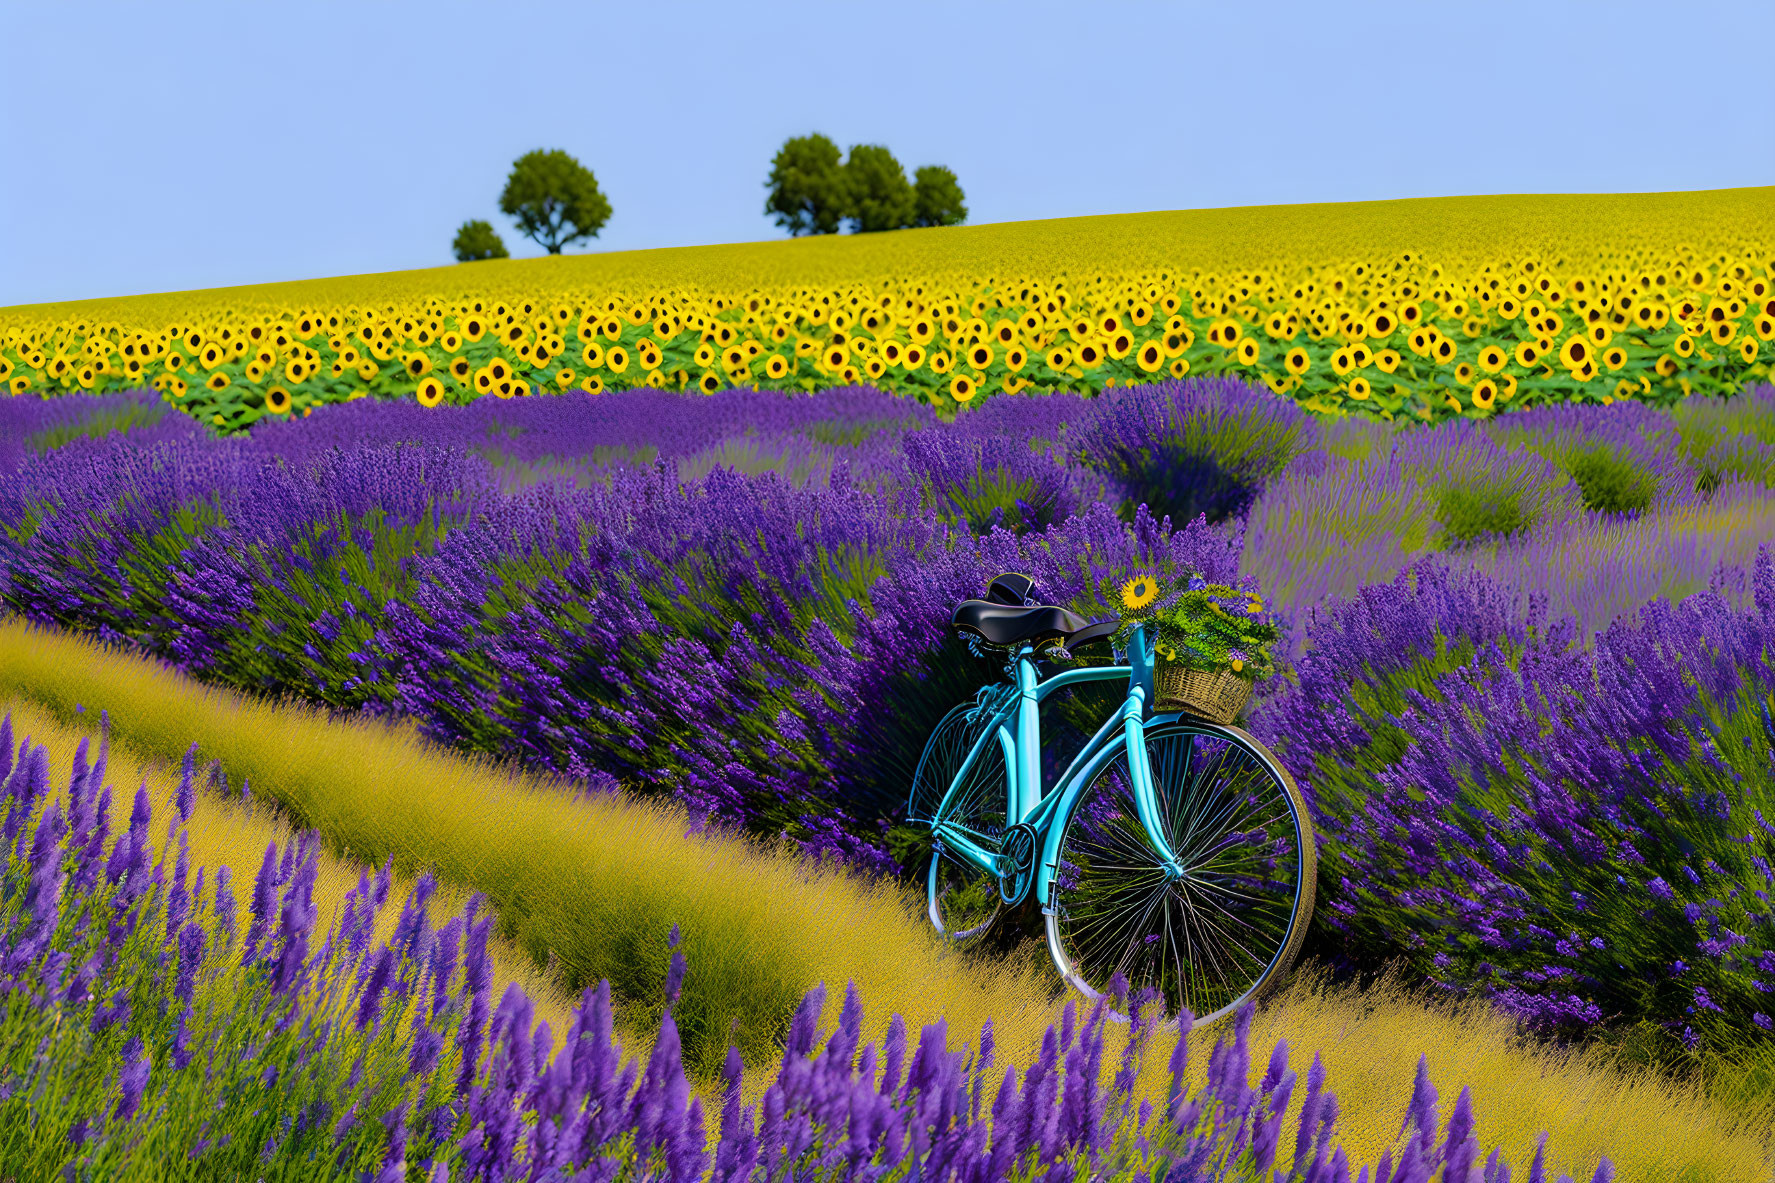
[
  {"xmin": 1045, "ymin": 719, "xmax": 1316, "ymax": 1027},
  {"xmin": 909, "ymin": 699, "xmax": 1012, "ymax": 941}
]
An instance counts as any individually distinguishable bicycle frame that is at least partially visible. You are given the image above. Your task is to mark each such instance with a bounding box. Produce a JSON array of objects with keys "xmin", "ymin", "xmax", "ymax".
[{"xmin": 930, "ymin": 623, "xmax": 1185, "ymax": 912}]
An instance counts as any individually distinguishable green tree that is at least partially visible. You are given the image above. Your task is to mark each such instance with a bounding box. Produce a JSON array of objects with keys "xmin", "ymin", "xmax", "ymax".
[
  {"xmin": 843, "ymin": 144, "xmax": 917, "ymax": 233},
  {"xmin": 913, "ymin": 165, "xmax": 968, "ymax": 228},
  {"xmin": 764, "ymin": 133, "xmax": 849, "ymax": 236},
  {"xmin": 452, "ymin": 219, "xmax": 509, "ymax": 262},
  {"xmin": 498, "ymin": 149, "xmax": 611, "ymax": 254}
]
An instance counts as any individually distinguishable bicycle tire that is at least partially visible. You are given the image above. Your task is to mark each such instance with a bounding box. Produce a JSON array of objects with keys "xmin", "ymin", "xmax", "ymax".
[
  {"xmin": 909, "ymin": 698, "xmax": 1013, "ymax": 941},
  {"xmin": 1044, "ymin": 718, "xmax": 1316, "ymax": 1027}
]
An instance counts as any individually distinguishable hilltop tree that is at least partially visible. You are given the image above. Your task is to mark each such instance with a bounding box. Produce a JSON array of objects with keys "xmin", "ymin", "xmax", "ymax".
[
  {"xmin": 764, "ymin": 134, "xmax": 849, "ymax": 236},
  {"xmin": 452, "ymin": 219, "xmax": 509, "ymax": 262},
  {"xmin": 913, "ymin": 165, "xmax": 968, "ymax": 228},
  {"xmin": 766, "ymin": 136, "xmax": 969, "ymax": 235},
  {"xmin": 843, "ymin": 145, "xmax": 917, "ymax": 234},
  {"xmin": 499, "ymin": 149, "xmax": 611, "ymax": 254}
]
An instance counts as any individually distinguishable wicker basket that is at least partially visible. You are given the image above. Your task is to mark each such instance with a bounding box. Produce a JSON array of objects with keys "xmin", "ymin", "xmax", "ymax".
[{"xmin": 1154, "ymin": 661, "xmax": 1251, "ymax": 724}]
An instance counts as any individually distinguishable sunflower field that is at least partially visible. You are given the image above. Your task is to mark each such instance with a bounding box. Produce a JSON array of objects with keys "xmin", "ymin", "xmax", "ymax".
[{"xmin": 1, "ymin": 188, "xmax": 1771, "ymax": 432}]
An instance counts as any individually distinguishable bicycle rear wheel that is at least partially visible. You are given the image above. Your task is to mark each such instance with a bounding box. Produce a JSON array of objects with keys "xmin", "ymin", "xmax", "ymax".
[
  {"xmin": 909, "ymin": 698, "xmax": 1012, "ymax": 941},
  {"xmin": 1045, "ymin": 719, "xmax": 1315, "ymax": 1027}
]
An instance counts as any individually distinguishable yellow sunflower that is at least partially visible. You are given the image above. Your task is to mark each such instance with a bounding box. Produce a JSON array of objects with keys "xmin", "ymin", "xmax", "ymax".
[{"xmin": 1120, "ymin": 575, "xmax": 1160, "ymax": 611}]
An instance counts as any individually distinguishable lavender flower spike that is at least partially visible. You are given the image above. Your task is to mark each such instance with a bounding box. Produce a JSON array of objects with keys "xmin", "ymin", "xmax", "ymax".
[
  {"xmin": 114, "ymin": 1037, "xmax": 150, "ymax": 1123},
  {"xmin": 175, "ymin": 742, "xmax": 198, "ymax": 823}
]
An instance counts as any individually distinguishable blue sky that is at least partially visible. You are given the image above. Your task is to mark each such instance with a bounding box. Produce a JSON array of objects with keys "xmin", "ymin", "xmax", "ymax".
[{"xmin": 2, "ymin": 0, "xmax": 1771, "ymax": 308}]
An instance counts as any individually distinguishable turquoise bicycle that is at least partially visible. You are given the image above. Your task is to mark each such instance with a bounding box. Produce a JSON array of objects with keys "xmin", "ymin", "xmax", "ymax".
[{"xmin": 907, "ymin": 573, "xmax": 1316, "ymax": 1027}]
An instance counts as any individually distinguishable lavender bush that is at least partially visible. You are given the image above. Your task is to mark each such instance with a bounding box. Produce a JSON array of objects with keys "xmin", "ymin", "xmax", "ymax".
[
  {"xmin": 384, "ymin": 460, "xmax": 943, "ymax": 869},
  {"xmin": 0, "ymin": 713, "xmax": 1613, "ymax": 1182},
  {"xmin": 1252, "ymin": 553, "xmax": 1775, "ymax": 1053},
  {"xmin": 1066, "ymin": 377, "xmax": 1314, "ymax": 526},
  {"xmin": 1391, "ymin": 420, "xmax": 1585, "ymax": 546},
  {"xmin": 898, "ymin": 428, "xmax": 1101, "ymax": 535},
  {"xmin": 1241, "ymin": 453, "xmax": 1438, "ymax": 625},
  {"xmin": 1485, "ymin": 403, "xmax": 1701, "ymax": 517},
  {"xmin": 1668, "ymin": 384, "xmax": 1775, "ymax": 493},
  {"xmin": 0, "ymin": 388, "xmax": 204, "ymax": 474},
  {"xmin": 1, "ymin": 433, "xmax": 497, "ymax": 714}
]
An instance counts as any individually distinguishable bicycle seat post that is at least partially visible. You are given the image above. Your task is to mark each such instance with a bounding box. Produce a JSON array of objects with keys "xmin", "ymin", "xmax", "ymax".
[{"xmin": 1012, "ymin": 644, "xmax": 1043, "ymax": 822}]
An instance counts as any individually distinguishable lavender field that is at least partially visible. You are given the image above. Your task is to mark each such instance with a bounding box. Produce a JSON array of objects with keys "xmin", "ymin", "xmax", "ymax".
[
  {"xmin": 0, "ymin": 709, "xmax": 1631, "ymax": 1179},
  {"xmin": 5, "ymin": 378, "xmax": 1775, "ymax": 1177}
]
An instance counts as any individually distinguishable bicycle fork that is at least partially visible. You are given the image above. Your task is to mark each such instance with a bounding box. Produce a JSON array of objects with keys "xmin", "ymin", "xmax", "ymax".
[
  {"xmin": 1117, "ymin": 686, "xmax": 1184, "ymax": 876},
  {"xmin": 1036, "ymin": 629, "xmax": 1185, "ymax": 914}
]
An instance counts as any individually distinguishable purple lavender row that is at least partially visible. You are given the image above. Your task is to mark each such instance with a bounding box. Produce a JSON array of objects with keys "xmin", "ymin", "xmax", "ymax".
[{"xmin": 0, "ymin": 388, "xmax": 204, "ymax": 474}]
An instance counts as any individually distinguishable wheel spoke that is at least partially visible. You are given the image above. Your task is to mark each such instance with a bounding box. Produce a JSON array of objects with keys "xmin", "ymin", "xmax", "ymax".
[
  {"xmin": 1176, "ymin": 779, "xmax": 1277, "ymax": 868},
  {"xmin": 1180, "ymin": 811, "xmax": 1295, "ymax": 875},
  {"xmin": 1183, "ymin": 887, "xmax": 1274, "ymax": 971},
  {"xmin": 1174, "ymin": 749, "xmax": 1252, "ymax": 859},
  {"xmin": 1151, "ymin": 735, "xmax": 1194, "ymax": 848},
  {"xmin": 1170, "ymin": 743, "xmax": 1235, "ymax": 858},
  {"xmin": 1173, "ymin": 894, "xmax": 1236, "ymax": 1013}
]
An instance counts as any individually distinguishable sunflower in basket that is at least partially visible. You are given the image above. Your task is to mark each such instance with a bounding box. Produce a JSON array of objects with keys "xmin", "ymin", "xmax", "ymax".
[{"xmin": 1107, "ymin": 571, "xmax": 1282, "ymax": 720}]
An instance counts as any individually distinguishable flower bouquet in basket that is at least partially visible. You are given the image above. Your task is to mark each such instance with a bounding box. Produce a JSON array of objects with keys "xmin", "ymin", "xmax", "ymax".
[{"xmin": 1105, "ymin": 570, "xmax": 1282, "ymax": 724}]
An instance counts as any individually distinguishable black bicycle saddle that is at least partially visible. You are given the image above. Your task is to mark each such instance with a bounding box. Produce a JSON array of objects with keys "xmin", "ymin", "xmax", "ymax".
[{"xmin": 954, "ymin": 574, "xmax": 1120, "ymax": 651}]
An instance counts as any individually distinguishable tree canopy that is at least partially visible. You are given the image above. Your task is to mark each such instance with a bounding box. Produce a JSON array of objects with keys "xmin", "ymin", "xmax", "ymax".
[
  {"xmin": 843, "ymin": 145, "xmax": 917, "ymax": 234},
  {"xmin": 764, "ymin": 134, "xmax": 849, "ymax": 237},
  {"xmin": 766, "ymin": 135, "xmax": 966, "ymax": 235},
  {"xmin": 912, "ymin": 166, "xmax": 968, "ymax": 229},
  {"xmin": 499, "ymin": 149, "xmax": 611, "ymax": 255},
  {"xmin": 452, "ymin": 219, "xmax": 509, "ymax": 262}
]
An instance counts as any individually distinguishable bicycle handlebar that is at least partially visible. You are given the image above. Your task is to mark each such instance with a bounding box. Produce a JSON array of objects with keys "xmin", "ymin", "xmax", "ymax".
[{"xmin": 1062, "ymin": 620, "xmax": 1122, "ymax": 652}]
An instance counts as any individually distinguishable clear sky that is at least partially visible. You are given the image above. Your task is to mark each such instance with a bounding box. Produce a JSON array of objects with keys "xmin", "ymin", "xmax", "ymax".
[{"xmin": 2, "ymin": 0, "xmax": 1771, "ymax": 309}]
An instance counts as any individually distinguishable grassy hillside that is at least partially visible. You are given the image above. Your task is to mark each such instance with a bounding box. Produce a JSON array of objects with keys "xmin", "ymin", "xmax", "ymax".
[{"xmin": 5, "ymin": 188, "xmax": 1770, "ymax": 323}]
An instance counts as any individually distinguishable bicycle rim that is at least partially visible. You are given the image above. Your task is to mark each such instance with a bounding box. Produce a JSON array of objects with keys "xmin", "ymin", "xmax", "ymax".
[{"xmin": 1045, "ymin": 720, "xmax": 1316, "ymax": 1027}]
